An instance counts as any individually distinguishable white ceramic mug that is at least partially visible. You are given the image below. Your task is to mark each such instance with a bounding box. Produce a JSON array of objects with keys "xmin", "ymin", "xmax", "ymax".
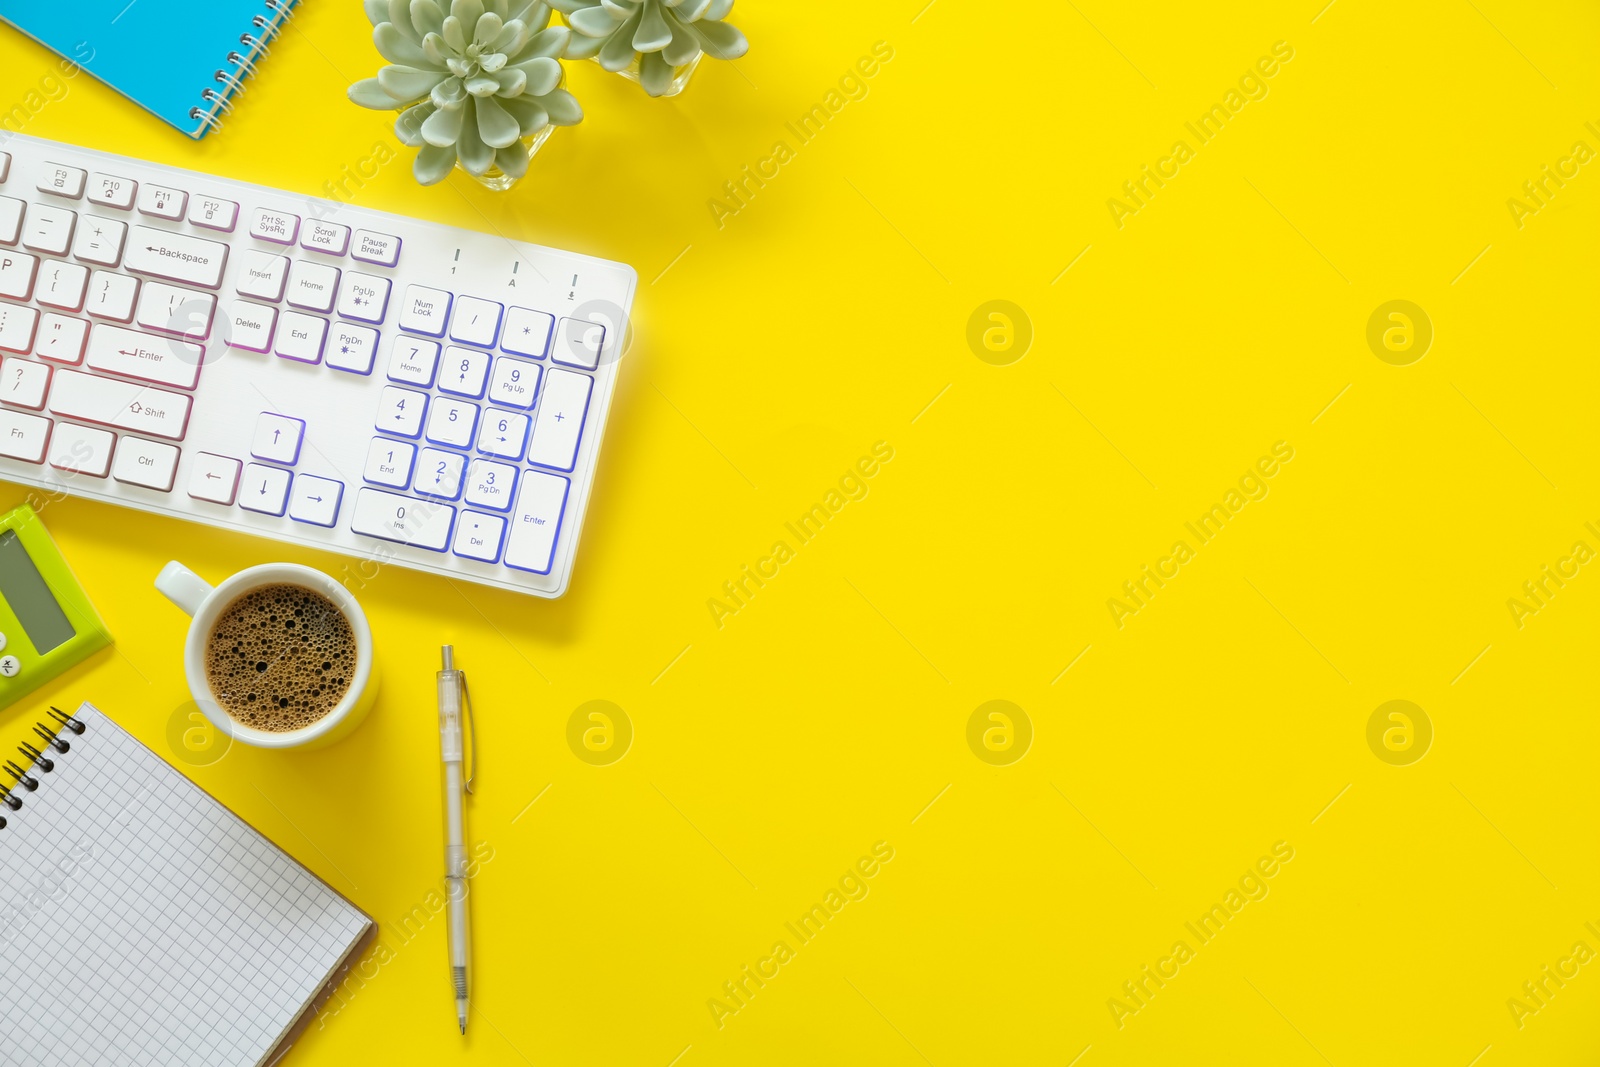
[{"xmin": 155, "ymin": 561, "xmax": 377, "ymax": 749}]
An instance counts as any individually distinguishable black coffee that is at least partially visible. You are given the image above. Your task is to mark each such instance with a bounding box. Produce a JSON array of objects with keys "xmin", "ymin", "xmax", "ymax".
[{"xmin": 203, "ymin": 584, "xmax": 356, "ymax": 732}]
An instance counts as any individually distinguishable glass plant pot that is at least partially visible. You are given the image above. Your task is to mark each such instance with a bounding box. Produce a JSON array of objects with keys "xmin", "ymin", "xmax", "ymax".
[
  {"xmin": 603, "ymin": 51, "xmax": 703, "ymax": 98},
  {"xmin": 462, "ymin": 124, "xmax": 556, "ymax": 192}
]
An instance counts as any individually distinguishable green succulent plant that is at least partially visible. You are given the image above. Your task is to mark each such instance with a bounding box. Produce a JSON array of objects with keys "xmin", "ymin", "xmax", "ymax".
[
  {"xmin": 349, "ymin": 0, "xmax": 583, "ymax": 185},
  {"xmin": 549, "ymin": 0, "xmax": 749, "ymax": 97}
]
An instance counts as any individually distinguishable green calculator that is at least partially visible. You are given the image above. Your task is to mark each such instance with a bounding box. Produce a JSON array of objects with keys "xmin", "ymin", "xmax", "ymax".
[{"xmin": 0, "ymin": 504, "xmax": 111, "ymax": 710}]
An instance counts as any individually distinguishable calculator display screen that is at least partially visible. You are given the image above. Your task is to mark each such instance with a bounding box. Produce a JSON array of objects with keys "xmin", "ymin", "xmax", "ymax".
[{"xmin": 0, "ymin": 530, "xmax": 75, "ymax": 654}]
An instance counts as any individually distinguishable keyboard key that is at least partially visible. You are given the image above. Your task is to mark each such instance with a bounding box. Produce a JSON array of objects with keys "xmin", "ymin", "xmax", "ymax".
[
  {"xmin": 363, "ymin": 437, "xmax": 414, "ymax": 488},
  {"xmin": 0, "ymin": 304, "xmax": 38, "ymax": 353},
  {"xmin": 275, "ymin": 311, "xmax": 327, "ymax": 363},
  {"xmin": 0, "ymin": 153, "xmax": 10, "ymax": 182},
  {"xmin": 85, "ymin": 323, "xmax": 202, "ymax": 389},
  {"xmin": 124, "ymin": 225, "xmax": 228, "ymax": 289},
  {"xmin": 86, "ymin": 270, "xmax": 138, "ymax": 322},
  {"xmin": 49, "ymin": 422, "xmax": 113, "ymax": 477},
  {"xmin": 187, "ymin": 196, "xmax": 239, "ymax": 232},
  {"xmin": 287, "ymin": 260, "xmax": 340, "ymax": 312},
  {"xmin": 351, "ymin": 487, "xmax": 453, "ymax": 551},
  {"xmin": 70, "ymin": 215, "xmax": 127, "ymax": 267},
  {"xmin": 38, "ymin": 163, "xmax": 86, "ymax": 199},
  {"xmin": 0, "ymin": 251, "xmax": 36, "ymax": 299},
  {"xmin": 452, "ymin": 511, "xmax": 505, "ymax": 562},
  {"xmin": 48, "ymin": 370, "xmax": 191, "ymax": 439},
  {"xmin": 503, "ymin": 471, "xmax": 568, "ymax": 574},
  {"xmin": 399, "ymin": 284, "xmax": 450, "ymax": 336},
  {"xmin": 239, "ymin": 462, "xmax": 291, "ymax": 515},
  {"xmin": 226, "ymin": 300, "xmax": 276, "ymax": 353},
  {"xmin": 488, "ymin": 357, "xmax": 540, "ymax": 408},
  {"xmin": 527, "ymin": 368, "xmax": 591, "ymax": 471},
  {"xmin": 416, "ymin": 447, "xmax": 465, "ymax": 499},
  {"xmin": 328, "ymin": 323, "xmax": 378, "ymax": 374},
  {"xmin": 425, "ymin": 396, "xmax": 477, "ymax": 448},
  {"xmin": 111, "ymin": 436, "xmax": 179, "ymax": 491},
  {"xmin": 352, "ymin": 229, "xmax": 401, "ymax": 267},
  {"xmin": 22, "ymin": 204, "xmax": 74, "ymax": 256},
  {"xmin": 386, "ymin": 336, "xmax": 439, "ymax": 386},
  {"xmin": 475, "ymin": 409, "xmax": 530, "ymax": 459},
  {"xmin": 236, "ymin": 250, "xmax": 289, "ymax": 301},
  {"xmin": 251, "ymin": 412, "xmax": 304, "ymax": 464},
  {"xmin": 289, "ymin": 474, "xmax": 344, "ymax": 526},
  {"xmin": 135, "ymin": 281, "xmax": 214, "ymax": 340},
  {"xmin": 136, "ymin": 185, "xmax": 186, "ymax": 220},
  {"xmin": 376, "ymin": 385, "xmax": 426, "ymax": 437},
  {"xmin": 88, "ymin": 173, "xmax": 136, "ymax": 209},
  {"xmin": 248, "ymin": 207, "xmax": 298, "ymax": 245},
  {"xmin": 438, "ymin": 345, "xmax": 490, "ymax": 398},
  {"xmin": 502, "ymin": 306, "xmax": 553, "ymax": 357},
  {"xmin": 33, "ymin": 314, "xmax": 89, "ymax": 364},
  {"xmin": 1, "ymin": 356, "xmax": 50, "ymax": 409},
  {"xmin": 37, "ymin": 260, "xmax": 88, "ymax": 311},
  {"xmin": 552, "ymin": 317, "xmax": 605, "ymax": 370},
  {"xmin": 463, "ymin": 458, "xmax": 516, "ymax": 511},
  {"xmin": 0, "ymin": 197, "xmax": 22, "ymax": 244},
  {"xmin": 188, "ymin": 451, "xmax": 241, "ymax": 504},
  {"xmin": 301, "ymin": 219, "xmax": 350, "ymax": 256},
  {"xmin": 0, "ymin": 408, "xmax": 50, "ymax": 462},
  {"xmin": 449, "ymin": 296, "xmax": 501, "ymax": 348},
  {"xmin": 336, "ymin": 272, "xmax": 390, "ymax": 323}
]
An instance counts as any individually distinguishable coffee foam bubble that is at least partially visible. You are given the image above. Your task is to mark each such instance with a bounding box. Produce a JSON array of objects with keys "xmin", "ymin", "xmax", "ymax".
[{"xmin": 203, "ymin": 583, "xmax": 356, "ymax": 732}]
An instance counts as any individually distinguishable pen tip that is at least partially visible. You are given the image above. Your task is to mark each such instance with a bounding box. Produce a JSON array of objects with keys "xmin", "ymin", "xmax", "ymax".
[{"xmin": 460, "ymin": 1021, "xmax": 467, "ymax": 1035}]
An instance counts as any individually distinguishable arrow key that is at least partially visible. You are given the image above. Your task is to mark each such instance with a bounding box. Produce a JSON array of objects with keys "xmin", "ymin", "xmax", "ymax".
[
  {"xmin": 239, "ymin": 463, "xmax": 291, "ymax": 516},
  {"xmin": 289, "ymin": 474, "xmax": 344, "ymax": 527},
  {"xmin": 188, "ymin": 451, "xmax": 241, "ymax": 504}
]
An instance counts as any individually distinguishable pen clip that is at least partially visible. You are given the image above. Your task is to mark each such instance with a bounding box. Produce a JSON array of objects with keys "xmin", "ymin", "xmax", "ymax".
[{"xmin": 461, "ymin": 671, "xmax": 477, "ymax": 794}]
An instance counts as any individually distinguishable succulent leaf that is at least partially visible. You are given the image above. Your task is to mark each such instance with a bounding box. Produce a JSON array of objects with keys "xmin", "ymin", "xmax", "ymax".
[
  {"xmin": 415, "ymin": 142, "xmax": 457, "ymax": 185},
  {"xmin": 410, "ymin": 0, "xmax": 445, "ymax": 36},
  {"xmin": 378, "ymin": 65, "xmax": 447, "ymax": 101},
  {"xmin": 476, "ymin": 95, "xmax": 522, "ymax": 147},
  {"xmin": 375, "ymin": 23, "xmax": 432, "ymax": 66},
  {"xmin": 348, "ymin": 77, "xmax": 400, "ymax": 109},
  {"xmin": 395, "ymin": 103, "xmax": 433, "ymax": 144},
  {"xmin": 555, "ymin": 0, "xmax": 746, "ymax": 83}
]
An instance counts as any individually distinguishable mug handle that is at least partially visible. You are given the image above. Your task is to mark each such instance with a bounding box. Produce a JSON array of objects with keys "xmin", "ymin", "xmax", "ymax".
[{"xmin": 155, "ymin": 561, "xmax": 214, "ymax": 617}]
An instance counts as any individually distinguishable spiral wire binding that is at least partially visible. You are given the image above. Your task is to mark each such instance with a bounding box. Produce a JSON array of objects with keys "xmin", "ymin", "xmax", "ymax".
[
  {"xmin": 1, "ymin": 710, "xmax": 89, "ymax": 829},
  {"xmin": 193, "ymin": 0, "xmax": 298, "ymax": 133}
]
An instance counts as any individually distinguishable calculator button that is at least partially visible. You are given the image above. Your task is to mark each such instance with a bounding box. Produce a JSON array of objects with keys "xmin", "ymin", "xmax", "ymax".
[
  {"xmin": 38, "ymin": 163, "xmax": 86, "ymax": 199},
  {"xmin": 552, "ymin": 317, "xmax": 604, "ymax": 370},
  {"xmin": 252, "ymin": 412, "xmax": 304, "ymax": 464},
  {"xmin": 248, "ymin": 208, "xmax": 299, "ymax": 245},
  {"xmin": 187, "ymin": 196, "xmax": 239, "ymax": 232},
  {"xmin": 398, "ymin": 285, "xmax": 450, "ymax": 336},
  {"xmin": 328, "ymin": 323, "xmax": 379, "ymax": 374},
  {"xmin": 387, "ymin": 336, "xmax": 439, "ymax": 386},
  {"xmin": 289, "ymin": 474, "xmax": 344, "ymax": 527},
  {"xmin": 527, "ymin": 368, "xmax": 590, "ymax": 472},
  {"xmin": 503, "ymin": 471, "xmax": 568, "ymax": 574},
  {"xmin": 351, "ymin": 487, "xmax": 453, "ymax": 551},
  {"xmin": 438, "ymin": 346, "xmax": 490, "ymax": 398},
  {"xmin": 0, "ymin": 408, "xmax": 49, "ymax": 462},
  {"xmin": 376, "ymin": 386, "xmax": 426, "ymax": 438},
  {"xmin": 452, "ymin": 511, "xmax": 505, "ymax": 562},
  {"xmin": 449, "ymin": 296, "xmax": 501, "ymax": 348},
  {"xmin": 352, "ymin": 229, "xmax": 401, "ymax": 267},
  {"xmin": 425, "ymin": 397, "xmax": 477, "ymax": 449},
  {"xmin": 415, "ymin": 447, "xmax": 466, "ymax": 499},
  {"xmin": 0, "ymin": 632, "xmax": 6, "ymax": 652},
  {"xmin": 88, "ymin": 173, "xmax": 136, "ymax": 209},
  {"xmin": 0, "ymin": 655, "xmax": 18, "ymax": 677},
  {"xmin": 239, "ymin": 462, "xmax": 291, "ymax": 515},
  {"xmin": 501, "ymin": 307, "xmax": 553, "ymax": 358},
  {"xmin": 137, "ymin": 185, "xmax": 187, "ymax": 220},
  {"xmin": 111, "ymin": 436, "xmax": 179, "ymax": 491},
  {"xmin": 188, "ymin": 451, "xmax": 241, "ymax": 503},
  {"xmin": 363, "ymin": 438, "xmax": 414, "ymax": 488},
  {"xmin": 49, "ymin": 422, "xmax": 113, "ymax": 477}
]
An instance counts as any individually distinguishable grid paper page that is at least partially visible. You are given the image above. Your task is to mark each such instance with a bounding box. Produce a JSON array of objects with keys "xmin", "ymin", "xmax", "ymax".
[{"xmin": 0, "ymin": 704, "xmax": 371, "ymax": 1066}]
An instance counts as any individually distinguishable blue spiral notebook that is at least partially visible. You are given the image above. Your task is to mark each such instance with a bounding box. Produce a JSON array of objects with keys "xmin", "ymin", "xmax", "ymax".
[{"xmin": 0, "ymin": 0, "xmax": 298, "ymax": 139}]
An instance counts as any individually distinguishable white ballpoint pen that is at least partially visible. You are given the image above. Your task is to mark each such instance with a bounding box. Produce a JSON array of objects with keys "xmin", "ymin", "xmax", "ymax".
[{"xmin": 438, "ymin": 646, "xmax": 475, "ymax": 1035}]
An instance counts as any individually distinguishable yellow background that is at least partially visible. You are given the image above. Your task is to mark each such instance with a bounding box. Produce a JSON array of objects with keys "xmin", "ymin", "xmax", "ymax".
[{"xmin": 2, "ymin": 0, "xmax": 1599, "ymax": 1063}]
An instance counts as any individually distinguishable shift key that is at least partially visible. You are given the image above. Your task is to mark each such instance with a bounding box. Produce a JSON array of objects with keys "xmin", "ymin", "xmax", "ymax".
[
  {"xmin": 123, "ymin": 225, "xmax": 229, "ymax": 288},
  {"xmin": 49, "ymin": 369, "xmax": 191, "ymax": 440}
]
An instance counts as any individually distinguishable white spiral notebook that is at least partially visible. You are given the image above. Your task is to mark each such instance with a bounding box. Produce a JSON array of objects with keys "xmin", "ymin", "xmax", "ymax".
[{"xmin": 0, "ymin": 703, "xmax": 375, "ymax": 1066}]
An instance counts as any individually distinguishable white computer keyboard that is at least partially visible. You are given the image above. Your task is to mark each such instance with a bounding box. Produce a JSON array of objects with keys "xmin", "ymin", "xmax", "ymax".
[{"xmin": 0, "ymin": 133, "xmax": 634, "ymax": 598}]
